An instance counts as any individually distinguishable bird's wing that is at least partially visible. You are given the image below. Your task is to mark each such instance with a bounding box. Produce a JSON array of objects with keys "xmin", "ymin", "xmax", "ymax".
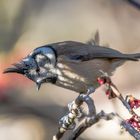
[{"xmin": 57, "ymin": 43, "xmax": 138, "ymax": 63}]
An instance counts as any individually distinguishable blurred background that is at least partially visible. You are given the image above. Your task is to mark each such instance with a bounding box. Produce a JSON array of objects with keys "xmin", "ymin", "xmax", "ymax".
[{"xmin": 0, "ymin": 0, "xmax": 140, "ymax": 139}]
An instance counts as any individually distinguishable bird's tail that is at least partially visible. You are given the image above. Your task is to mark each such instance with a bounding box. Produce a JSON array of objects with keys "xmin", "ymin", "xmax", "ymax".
[{"xmin": 128, "ymin": 53, "xmax": 140, "ymax": 59}]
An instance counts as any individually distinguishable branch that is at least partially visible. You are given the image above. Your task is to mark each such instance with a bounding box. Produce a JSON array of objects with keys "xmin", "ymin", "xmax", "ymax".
[
  {"xmin": 53, "ymin": 94, "xmax": 118, "ymax": 140},
  {"xmin": 121, "ymin": 121, "xmax": 140, "ymax": 140},
  {"xmin": 53, "ymin": 94, "xmax": 96, "ymax": 140},
  {"xmin": 70, "ymin": 111, "xmax": 116, "ymax": 140}
]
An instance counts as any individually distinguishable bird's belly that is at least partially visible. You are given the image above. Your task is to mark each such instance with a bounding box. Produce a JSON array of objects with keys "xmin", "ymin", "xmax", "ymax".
[{"xmin": 56, "ymin": 59, "xmax": 111, "ymax": 93}]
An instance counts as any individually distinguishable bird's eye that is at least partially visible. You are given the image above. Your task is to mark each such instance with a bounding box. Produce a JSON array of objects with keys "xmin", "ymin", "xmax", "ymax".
[{"xmin": 36, "ymin": 67, "xmax": 40, "ymax": 73}]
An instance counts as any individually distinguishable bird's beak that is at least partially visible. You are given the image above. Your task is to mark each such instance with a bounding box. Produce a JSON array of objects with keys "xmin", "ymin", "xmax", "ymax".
[{"xmin": 3, "ymin": 62, "xmax": 25, "ymax": 75}]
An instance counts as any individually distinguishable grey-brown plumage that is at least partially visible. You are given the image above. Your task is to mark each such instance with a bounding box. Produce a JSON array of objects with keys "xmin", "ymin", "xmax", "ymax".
[
  {"xmin": 50, "ymin": 41, "xmax": 139, "ymax": 93},
  {"xmin": 4, "ymin": 34, "xmax": 140, "ymax": 94}
]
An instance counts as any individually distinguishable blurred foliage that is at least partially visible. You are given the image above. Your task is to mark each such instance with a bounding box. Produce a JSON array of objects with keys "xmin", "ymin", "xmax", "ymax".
[{"xmin": 0, "ymin": 0, "xmax": 140, "ymax": 139}]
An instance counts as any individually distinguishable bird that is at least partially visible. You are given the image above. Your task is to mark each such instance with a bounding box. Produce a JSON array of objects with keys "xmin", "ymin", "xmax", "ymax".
[{"xmin": 3, "ymin": 32, "xmax": 140, "ymax": 95}]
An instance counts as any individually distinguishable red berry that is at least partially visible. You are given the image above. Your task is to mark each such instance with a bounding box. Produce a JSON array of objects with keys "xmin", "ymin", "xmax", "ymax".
[{"xmin": 97, "ymin": 78, "xmax": 104, "ymax": 85}]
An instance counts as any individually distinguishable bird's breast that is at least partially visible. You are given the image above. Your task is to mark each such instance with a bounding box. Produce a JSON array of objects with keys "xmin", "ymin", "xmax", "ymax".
[{"xmin": 55, "ymin": 59, "xmax": 112, "ymax": 93}]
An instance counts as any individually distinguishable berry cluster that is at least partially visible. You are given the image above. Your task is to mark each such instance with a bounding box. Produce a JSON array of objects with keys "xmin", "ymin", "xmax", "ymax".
[
  {"xmin": 97, "ymin": 75, "xmax": 140, "ymax": 132},
  {"xmin": 126, "ymin": 95, "xmax": 140, "ymax": 132}
]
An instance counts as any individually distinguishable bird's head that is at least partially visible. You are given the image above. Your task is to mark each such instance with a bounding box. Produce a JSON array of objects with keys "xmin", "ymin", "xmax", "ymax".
[{"xmin": 4, "ymin": 46, "xmax": 58, "ymax": 90}]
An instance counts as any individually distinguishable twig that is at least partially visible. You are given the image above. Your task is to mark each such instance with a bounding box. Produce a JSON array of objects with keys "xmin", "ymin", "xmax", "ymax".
[{"xmin": 121, "ymin": 121, "xmax": 140, "ymax": 140}]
